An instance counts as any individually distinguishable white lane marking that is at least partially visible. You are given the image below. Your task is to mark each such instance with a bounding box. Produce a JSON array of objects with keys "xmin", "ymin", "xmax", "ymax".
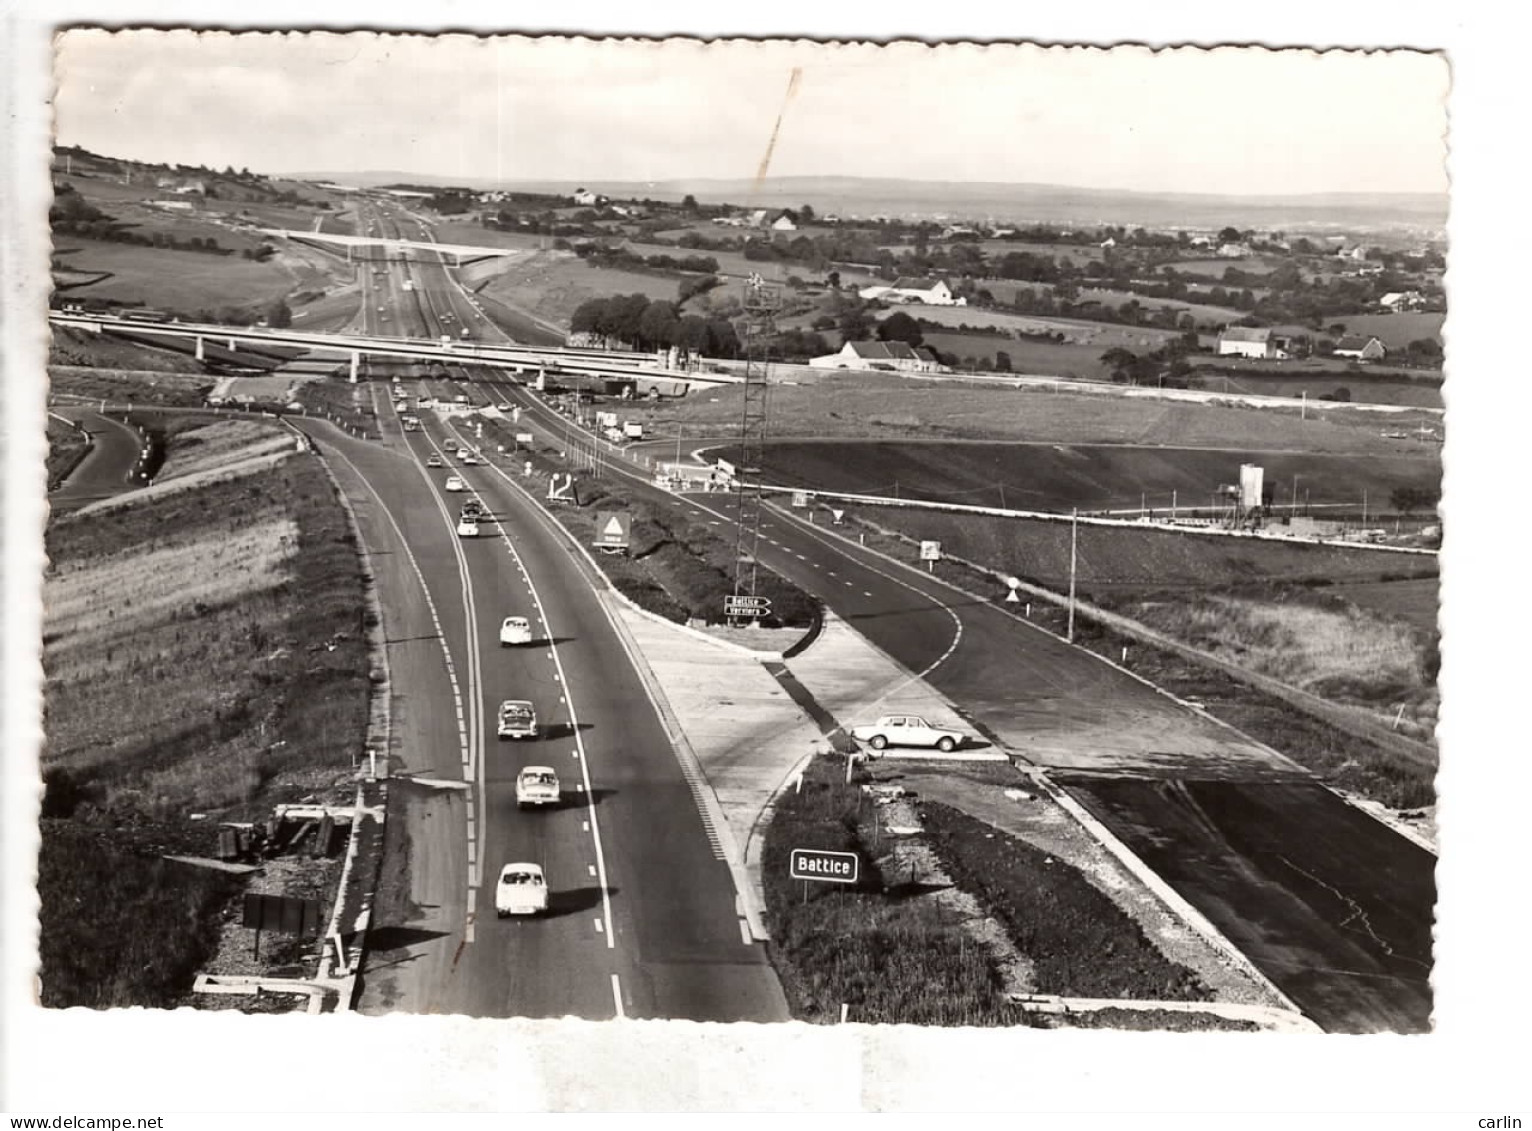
[
  {"xmin": 864, "ymin": 590, "xmax": 873, "ymax": 596},
  {"xmin": 611, "ymin": 974, "xmax": 625, "ymax": 1020},
  {"xmin": 594, "ymin": 919, "xmax": 604, "ymax": 934},
  {"xmin": 588, "ymin": 864, "xmax": 597, "ymax": 877},
  {"xmin": 739, "ymin": 918, "xmax": 753, "ymax": 946},
  {"xmin": 582, "ymin": 820, "xmax": 590, "ymax": 831}
]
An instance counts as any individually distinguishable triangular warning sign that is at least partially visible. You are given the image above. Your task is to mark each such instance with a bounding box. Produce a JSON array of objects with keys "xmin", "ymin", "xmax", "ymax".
[
  {"xmin": 603, "ymin": 516, "xmax": 624, "ymax": 537},
  {"xmin": 1004, "ymin": 589, "xmax": 1020, "ymax": 603}
]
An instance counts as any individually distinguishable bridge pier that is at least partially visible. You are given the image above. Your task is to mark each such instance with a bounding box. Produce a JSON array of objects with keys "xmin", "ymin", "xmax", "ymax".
[
  {"xmin": 227, "ymin": 338, "xmax": 236, "ymax": 352},
  {"xmin": 349, "ymin": 351, "xmax": 361, "ymax": 384}
]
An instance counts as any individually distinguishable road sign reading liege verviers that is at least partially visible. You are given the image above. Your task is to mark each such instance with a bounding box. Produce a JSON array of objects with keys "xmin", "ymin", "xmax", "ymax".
[{"xmin": 790, "ymin": 848, "xmax": 859, "ymax": 885}]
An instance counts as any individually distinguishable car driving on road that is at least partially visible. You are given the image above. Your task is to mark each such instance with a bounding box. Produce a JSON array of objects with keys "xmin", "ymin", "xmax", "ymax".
[
  {"xmin": 426, "ymin": 453, "xmax": 444, "ymax": 468},
  {"xmin": 444, "ymin": 474, "xmax": 466, "ymax": 492},
  {"xmin": 497, "ymin": 699, "xmax": 538, "ymax": 740},
  {"xmin": 495, "ymin": 863, "xmax": 549, "ymax": 917},
  {"xmin": 456, "ymin": 516, "xmax": 479, "ymax": 538},
  {"xmin": 515, "ymin": 767, "xmax": 560, "ymax": 809},
  {"xmin": 849, "ymin": 714, "xmax": 966, "ymax": 753},
  {"xmin": 499, "ymin": 616, "xmax": 532, "ymax": 646},
  {"xmin": 460, "ymin": 499, "xmax": 484, "ymax": 521}
]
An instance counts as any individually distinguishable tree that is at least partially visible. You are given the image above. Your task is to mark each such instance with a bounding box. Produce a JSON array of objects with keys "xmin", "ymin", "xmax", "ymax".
[
  {"xmin": 1218, "ymin": 226, "xmax": 1243, "ymax": 243},
  {"xmin": 877, "ymin": 310, "xmax": 924, "ymax": 347},
  {"xmin": 826, "ymin": 270, "xmax": 841, "ymax": 290},
  {"xmin": 799, "ymin": 203, "xmax": 816, "ymax": 224},
  {"xmin": 266, "ymin": 299, "xmax": 292, "ymax": 329},
  {"xmin": 638, "ymin": 301, "xmax": 680, "ymax": 349},
  {"xmin": 681, "ymin": 193, "xmax": 699, "ymax": 214},
  {"xmin": 994, "ymin": 350, "xmax": 1012, "ymax": 373},
  {"xmin": 837, "ymin": 304, "xmax": 874, "ymax": 342}
]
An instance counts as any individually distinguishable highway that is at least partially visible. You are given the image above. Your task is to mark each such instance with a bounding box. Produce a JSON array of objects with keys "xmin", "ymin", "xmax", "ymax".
[
  {"xmin": 46, "ymin": 409, "xmax": 143, "ymax": 513},
  {"xmin": 491, "ymin": 378, "xmax": 1437, "ymax": 1033},
  {"xmin": 309, "ymin": 202, "xmax": 786, "ymax": 1020}
]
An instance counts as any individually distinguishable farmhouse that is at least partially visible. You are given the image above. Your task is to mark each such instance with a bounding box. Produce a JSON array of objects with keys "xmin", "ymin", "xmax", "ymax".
[
  {"xmin": 1380, "ymin": 290, "xmax": 1426, "ymax": 313},
  {"xmin": 1333, "ymin": 334, "xmax": 1388, "ymax": 361},
  {"xmin": 573, "ymin": 188, "xmax": 607, "ymax": 207},
  {"xmin": 857, "ymin": 276, "xmax": 963, "ymax": 306},
  {"xmin": 1216, "ymin": 326, "xmax": 1287, "ymax": 360},
  {"xmin": 809, "ymin": 340, "xmax": 946, "ymax": 373},
  {"xmin": 1217, "ymin": 242, "xmax": 1251, "ymax": 258},
  {"xmin": 770, "ymin": 213, "xmax": 798, "ymax": 232}
]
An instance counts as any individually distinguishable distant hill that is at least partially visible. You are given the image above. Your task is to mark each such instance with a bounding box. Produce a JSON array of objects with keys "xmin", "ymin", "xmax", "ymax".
[{"xmin": 286, "ymin": 169, "xmax": 1446, "ymax": 233}]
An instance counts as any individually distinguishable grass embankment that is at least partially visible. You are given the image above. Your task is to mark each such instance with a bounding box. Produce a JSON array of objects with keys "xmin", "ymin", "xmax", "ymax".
[
  {"xmin": 50, "ymin": 365, "xmax": 214, "ymax": 408},
  {"xmin": 762, "ymin": 757, "xmax": 1029, "ymax": 1026},
  {"xmin": 50, "ymin": 326, "xmax": 208, "ymax": 377},
  {"xmin": 39, "ymin": 421, "xmax": 371, "ymax": 1008},
  {"xmin": 46, "ymin": 421, "xmax": 90, "ymax": 489},
  {"xmin": 841, "ymin": 510, "xmax": 1437, "ymax": 810},
  {"xmin": 473, "ymin": 413, "xmax": 815, "ymax": 628}
]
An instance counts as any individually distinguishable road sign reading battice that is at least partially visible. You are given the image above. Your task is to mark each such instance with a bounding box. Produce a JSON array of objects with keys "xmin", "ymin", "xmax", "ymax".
[
  {"xmin": 790, "ymin": 848, "xmax": 859, "ymax": 885},
  {"xmin": 920, "ymin": 540, "xmax": 942, "ymax": 561},
  {"xmin": 724, "ymin": 593, "xmax": 772, "ymax": 616}
]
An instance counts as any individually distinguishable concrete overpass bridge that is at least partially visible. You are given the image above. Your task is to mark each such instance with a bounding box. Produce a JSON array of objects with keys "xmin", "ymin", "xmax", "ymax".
[
  {"xmin": 50, "ymin": 313, "xmax": 727, "ymax": 397},
  {"xmin": 258, "ymin": 229, "xmax": 521, "ymax": 265}
]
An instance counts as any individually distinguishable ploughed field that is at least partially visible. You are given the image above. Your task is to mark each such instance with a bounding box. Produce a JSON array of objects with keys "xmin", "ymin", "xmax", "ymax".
[{"xmin": 737, "ymin": 439, "xmax": 1441, "ymax": 516}]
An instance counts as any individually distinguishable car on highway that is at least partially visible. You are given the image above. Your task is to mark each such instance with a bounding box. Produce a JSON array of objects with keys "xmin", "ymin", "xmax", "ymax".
[
  {"xmin": 497, "ymin": 699, "xmax": 539, "ymax": 740},
  {"xmin": 515, "ymin": 767, "xmax": 561, "ymax": 809},
  {"xmin": 454, "ymin": 394, "xmax": 469, "ymax": 405},
  {"xmin": 460, "ymin": 499, "xmax": 484, "ymax": 521},
  {"xmin": 445, "ymin": 474, "xmax": 467, "ymax": 492},
  {"xmin": 459, "ymin": 451, "xmax": 480, "ymax": 466},
  {"xmin": 499, "ymin": 616, "xmax": 532, "ymax": 646},
  {"xmin": 426, "ymin": 453, "xmax": 444, "ymax": 468},
  {"xmin": 849, "ymin": 714, "xmax": 967, "ymax": 753},
  {"xmin": 456, "ymin": 516, "xmax": 479, "ymax": 538},
  {"xmin": 494, "ymin": 863, "xmax": 549, "ymax": 917}
]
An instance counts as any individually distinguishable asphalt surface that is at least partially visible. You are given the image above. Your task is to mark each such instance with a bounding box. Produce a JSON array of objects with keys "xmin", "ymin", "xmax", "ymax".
[
  {"xmin": 312, "ymin": 206, "xmax": 785, "ymax": 1020},
  {"xmin": 46, "ymin": 409, "xmax": 142, "ymax": 513}
]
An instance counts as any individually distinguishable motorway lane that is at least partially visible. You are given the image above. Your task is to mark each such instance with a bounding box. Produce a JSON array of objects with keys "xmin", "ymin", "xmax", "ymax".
[
  {"xmin": 413, "ymin": 411, "xmax": 786, "ymax": 1021},
  {"xmin": 47, "ymin": 409, "xmax": 141, "ymax": 513}
]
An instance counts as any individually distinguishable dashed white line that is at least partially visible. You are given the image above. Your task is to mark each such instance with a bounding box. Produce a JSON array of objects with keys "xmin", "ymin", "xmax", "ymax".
[
  {"xmin": 611, "ymin": 974, "xmax": 625, "ymax": 1019},
  {"xmin": 594, "ymin": 919, "xmax": 604, "ymax": 934}
]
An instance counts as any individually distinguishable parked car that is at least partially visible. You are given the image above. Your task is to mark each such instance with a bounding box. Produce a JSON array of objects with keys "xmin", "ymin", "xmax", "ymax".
[
  {"xmin": 497, "ymin": 699, "xmax": 538, "ymax": 740},
  {"xmin": 445, "ymin": 474, "xmax": 466, "ymax": 492},
  {"xmin": 848, "ymin": 714, "xmax": 966, "ymax": 753},
  {"xmin": 515, "ymin": 767, "xmax": 560, "ymax": 809},
  {"xmin": 499, "ymin": 616, "xmax": 532, "ymax": 646},
  {"xmin": 495, "ymin": 863, "xmax": 549, "ymax": 917}
]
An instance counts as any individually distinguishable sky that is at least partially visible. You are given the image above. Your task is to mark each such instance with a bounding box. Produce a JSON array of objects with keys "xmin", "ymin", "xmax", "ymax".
[{"xmin": 51, "ymin": 31, "xmax": 1450, "ymax": 196}]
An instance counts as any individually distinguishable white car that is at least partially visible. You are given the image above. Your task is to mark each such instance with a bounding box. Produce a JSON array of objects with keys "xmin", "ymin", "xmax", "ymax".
[
  {"xmin": 444, "ymin": 474, "xmax": 466, "ymax": 492},
  {"xmin": 499, "ymin": 616, "xmax": 533, "ymax": 646},
  {"xmin": 456, "ymin": 517, "xmax": 479, "ymax": 538},
  {"xmin": 497, "ymin": 699, "xmax": 538, "ymax": 740},
  {"xmin": 848, "ymin": 714, "xmax": 966, "ymax": 753},
  {"xmin": 495, "ymin": 863, "xmax": 549, "ymax": 917},
  {"xmin": 515, "ymin": 767, "xmax": 560, "ymax": 809},
  {"xmin": 426, "ymin": 453, "xmax": 444, "ymax": 468},
  {"xmin": 459, "ymin": 451, "xmax": 480, "ymax": 466}
]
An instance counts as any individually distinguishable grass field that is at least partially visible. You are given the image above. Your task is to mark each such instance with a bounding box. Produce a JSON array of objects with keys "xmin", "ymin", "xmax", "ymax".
[
  {"xmin": 1163, "ymin": 257, "xmax": 1274, "ymax": 278},
  {"xmin": 464, "ymin": 250, "xmax": 702, "ymax": 333},
  {"xmin": 1078, "ymin": 286, "xmax": 1246, "ymax": 325},
  {"xmin": 49, "ymin": 238, "xmax": 299, "ymax": 313},
  {"xmin": 49, "ymin": 365, "xmax": 214, "ymax": 406},
  {"xmin": 1187, "ymin": 368, "xmax": 1443, "ymax": 409},
  {"xmin": 50, "ymin": 326, "xmax": 208, "ymax": 376},
  {"xmin": 39, "ymin": 424, "xmax": 371, "ymax": 1007},
  {"xmin": 903, "ymin": 303, "xmax": 1184, "ymax": 350},
  {"xmin": 920, "ymin": 332, "xmax": 1114, "ymax": 379}
]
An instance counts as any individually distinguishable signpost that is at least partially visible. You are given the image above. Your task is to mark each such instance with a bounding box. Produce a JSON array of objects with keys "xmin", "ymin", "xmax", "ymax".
[
  {"xmin": 919, "ymin": 540, "xmax": 942, "ymax": 572},
  {"xmin": 593, "ymin": 510, "xmax": 632, "ymax": 554},
  {"xmin": 724, "ymin": 593, "xmax": 772, "ymax": 619},
  {"xmin": 790, "ymin": 848, "xmax": 860, "ymax": 890},
  {"xmin": 791, "ymin": 490, "xmax": 809, "ymax": 508}
]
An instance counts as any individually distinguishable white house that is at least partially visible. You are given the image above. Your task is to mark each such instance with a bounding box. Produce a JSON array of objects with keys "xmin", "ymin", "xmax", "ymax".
[
  {"xmin": 809, "ymin": 340, "xmax": 945, "ymax": 373},
  {"xmin": 573, "ymin": 188, "xmax": 606, "ymax": 207},
  {"xmin": 1217, "ymin": 242, "xmax": 1251, "ymax": 258},
  {"xmin": 1216, "ymin": 326, "xmax": 1287, "ymax": 360},
  {"xmin": 856, "ymin": 277, "xmax": 962, "ymax": 306},
  {"xmin": 770, "ymin": 213, "xmax": 798, "ymax": 232},
  {"xmin": 1333, "ymin": 334, "xmax": 1387, "ymax": 361},
  {"xmin": 1380, "ymin": 290, "xmax": 1425, "ymax": 313}
]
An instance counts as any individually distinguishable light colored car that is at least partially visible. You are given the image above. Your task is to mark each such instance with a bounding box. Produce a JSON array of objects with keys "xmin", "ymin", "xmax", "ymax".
[
  {"xmin": 459, "ymin": 451, "xmax": 480, "ymax": 466},
  {"xmin": 849, "ymin": 714, "xmax": 966, "ymax": 753},
  {"xmin": 460, "ymin": 499, "xmax": 484, "ymax": 521},
  {"xmin": 515, "ymin": 767, "xmax": 560, "ymax": 809},
  {"xmin": 456, "ymin": 517, "xmax": 479, "ymax": 538},
  {"xmin": 497, "ymin": 699, "xmax": 538, "ymax": 740},
  {"xmin": 495, "ymin": 863, "xmax": 549, "ymax": 917},
  {"xmin": 426, "ymin": 453, "xmax": 444, "ymax": 468},
  {"xmin": 499, "ymin": 616, "xmax": 532, "ymax": 646},
  {"xmin": 444, "ymin": 474, "xmax": 466, "ymax": 492}
]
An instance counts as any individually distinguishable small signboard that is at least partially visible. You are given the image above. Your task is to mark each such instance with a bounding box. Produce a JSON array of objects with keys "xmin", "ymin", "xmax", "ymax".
[
  {"xmin": 714, "ymin": 457, "xmax": 737, "ymax": 479},
  {"xmin": 593, "ymin": 510, "xmax": 632, "ymax": 553},
  {"xmin": 791, "ymin": 491, "xmax": 809, "ymax": 508},
  {"xmin": 515, "ymin": 432, "xmax": 534, "ymax": 448},
  {"xmin": 790, "ymin": 848, "xmax": 859, "ymax": 885},
  {"xmin": 724, "ymin": 593, "xmax": 772, "ymax": 616},
  {"xmin": 919, "ymin": 541, "xmax": 942, "ymax": 561}
]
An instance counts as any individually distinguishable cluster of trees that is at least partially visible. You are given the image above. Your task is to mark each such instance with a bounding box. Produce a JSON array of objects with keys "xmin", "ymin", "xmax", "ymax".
[
  {"xmin": 570, "ymin": 293, "xmax": 740, "ymax": 356},
  {"xmin": 573, "ymin": 243, "xmax": 720, "ymax": 277},
  {"xmin": 1099, "ymin": 333, "xmax": 1204, "ymax": 387}
]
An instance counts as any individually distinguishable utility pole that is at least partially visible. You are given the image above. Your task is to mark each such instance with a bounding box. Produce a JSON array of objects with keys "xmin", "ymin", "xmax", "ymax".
[
  {"xmin": 732, "ymin": 273, "xmax": 778, "ymax": 606},
  {"xmin": 1292, "ymin": 474, "xmax": 1299, "ymax": 517},
  {"xmin": 1067, "ymin": 508, "xmax": 1079, "ymax": 644}
]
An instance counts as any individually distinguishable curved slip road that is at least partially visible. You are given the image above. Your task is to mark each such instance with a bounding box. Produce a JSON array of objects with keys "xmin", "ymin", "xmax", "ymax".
[{"xmin": 46, "ymin": 409, "xmax": 142, "ymax": 514}]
